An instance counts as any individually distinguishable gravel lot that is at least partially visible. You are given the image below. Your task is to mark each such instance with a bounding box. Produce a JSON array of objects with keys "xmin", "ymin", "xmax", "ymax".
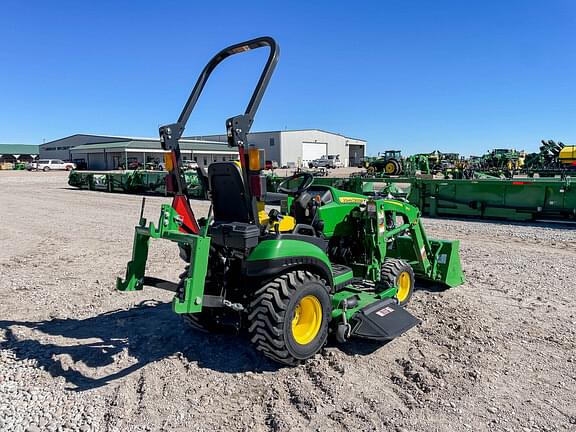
[{"xmin": 1, "ymin": 170, "xmax": 575, "ymax": 432}]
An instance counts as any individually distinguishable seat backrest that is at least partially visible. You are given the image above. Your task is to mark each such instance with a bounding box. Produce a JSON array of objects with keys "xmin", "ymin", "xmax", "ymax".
[{"xmin": 208, "ymin": 162, "xmax": 252, "ymax": 223}]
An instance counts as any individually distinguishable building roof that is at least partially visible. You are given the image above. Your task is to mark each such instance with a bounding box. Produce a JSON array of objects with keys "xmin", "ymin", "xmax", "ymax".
[
  {"xmin": 263, "ymin": 129, "xmax": 367, "ymax": 142},
  {"xmin": 70, "ymin": 140, "xmax": 235, "ymax": 152},
  {"xmin": 71, "ymin": 141, "xmax": 159, "ymax": 151},
  {"xmin": 42, "ymin": 133, "xmax": 226, "ymax": 149},
  {"xmin": 40, "ymin": 134, "xmax": 132, "ymax": 148},
  {"xmin": 45, "ymin": 129, "xmax": 366, "ymax": 151},
  {"xmin": 187, "ymin": 129, "xmax": 367, "ymax": 143},
  {"xmin": 0, "ymin": 144, "xmax": 40, "ymax": 155}
]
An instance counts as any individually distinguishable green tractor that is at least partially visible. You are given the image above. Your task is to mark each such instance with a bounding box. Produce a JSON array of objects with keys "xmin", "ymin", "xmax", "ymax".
[
  {"xmin": 367, "ymin": 150, "xmax": 403, "ymax": 175},
  {"xmin": 117, "ymin": 37, "xmax": 465, "ymax": 365}
]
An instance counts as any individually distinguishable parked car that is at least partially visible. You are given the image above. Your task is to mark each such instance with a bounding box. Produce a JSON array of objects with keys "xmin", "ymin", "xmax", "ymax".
[
  {"xmin": 308, "ymin": 154, "xmax": 343, "ymax": 169},
  {"xmin": 117, "ymin": 159, "xmax": 142, "ymax": 170},
  {"xmin": 265, "ymin": 160, "xmax": 279, "ymax": 170},
  {"xmin": 27, "ymin": 159, "xmax": 76, "ymax": 171},
  {"xmin": 72, "ymin": 159, "xmax": 88, "ymax": 170},
  {"xmin": 182, "ymin": 160, "xmax": 199, "ymax": 169}
]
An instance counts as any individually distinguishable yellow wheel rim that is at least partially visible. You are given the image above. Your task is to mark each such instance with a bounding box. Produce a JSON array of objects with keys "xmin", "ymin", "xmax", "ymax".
[
  {"xmin": 396, "ymin": 271, "xmax": 412, "ymax": 303},
  {"xmin": 292, "ymin": 295, "xmax": 322, "ymax": 345},
  {"xmin": 385, "ymin": 162, "xmax": 396, "ymax": 174}
]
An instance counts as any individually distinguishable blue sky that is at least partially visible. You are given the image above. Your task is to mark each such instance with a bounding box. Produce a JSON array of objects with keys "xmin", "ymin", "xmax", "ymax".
[{"xmin": 0, "ymin": 0, "xmax": 574, "ymax": 155}]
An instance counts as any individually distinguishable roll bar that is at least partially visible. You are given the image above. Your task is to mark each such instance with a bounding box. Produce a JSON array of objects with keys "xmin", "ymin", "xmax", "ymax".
[
  {"xmin": 160, "ymin": 37, "xmax": 279, "ymax": 197},
  {"xmin": 178, "ymin": 36, "xmax": 279, "ymax": 133}
]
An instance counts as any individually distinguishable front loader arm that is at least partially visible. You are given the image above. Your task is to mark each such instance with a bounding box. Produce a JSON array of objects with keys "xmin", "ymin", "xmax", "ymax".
[
  {"xmin": 407, "ymin": 218, "xmax": 434, "ymax": 275},
  {"xmin": 378, "ymin": 199, "xmax": 465, "ymax": 287},
  {"xmin": 378, "ymin": 200, "xmax": 434, "ymax": 276}
]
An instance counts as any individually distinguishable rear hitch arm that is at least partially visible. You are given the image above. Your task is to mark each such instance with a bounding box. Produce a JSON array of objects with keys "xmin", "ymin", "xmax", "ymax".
[{"xmin": 116, "ymin": 205, "xmax": 212, "ymax": 315}]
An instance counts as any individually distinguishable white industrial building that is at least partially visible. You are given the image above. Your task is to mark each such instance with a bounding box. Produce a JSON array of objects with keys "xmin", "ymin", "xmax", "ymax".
[
  {"xmin": 191, "ymin": 129, "xmax": 366, "ymax": 168},
  {"xmin": 39, "ymin": 130, "xmax": 366, "ymax": 170}
]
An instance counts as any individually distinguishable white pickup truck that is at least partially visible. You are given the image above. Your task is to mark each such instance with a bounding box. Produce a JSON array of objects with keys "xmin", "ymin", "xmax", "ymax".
[{"xmin": 308, "ymin": 154, "xmax": 343, "ymax": 169}]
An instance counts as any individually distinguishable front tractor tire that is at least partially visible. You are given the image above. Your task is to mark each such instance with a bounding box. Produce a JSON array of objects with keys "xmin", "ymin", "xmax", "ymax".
[
  {"xmin": 379, "ymin": 259, "xmax": 415, "ymax": 307},
  {"xmin": 248, "ymin": 270, "xmax": 331, "ymax": 366}
]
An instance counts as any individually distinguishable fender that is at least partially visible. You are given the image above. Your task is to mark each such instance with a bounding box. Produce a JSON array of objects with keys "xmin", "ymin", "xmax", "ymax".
[{"xmin": 246, "ymin": 239, "xmax": 333, "ymax": 286}]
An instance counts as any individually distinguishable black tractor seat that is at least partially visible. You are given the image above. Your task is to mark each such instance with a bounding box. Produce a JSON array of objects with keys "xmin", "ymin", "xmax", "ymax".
[
  {"xmin": 208, "ymin": 162, "xmax": 253, "ymax": 224},
  {"xmin": 208, "ymin": 162, "xmax": 329, "ymax": 252}
]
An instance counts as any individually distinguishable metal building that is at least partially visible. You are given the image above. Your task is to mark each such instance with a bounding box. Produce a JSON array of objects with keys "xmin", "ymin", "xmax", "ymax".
[
  {"xmin": 191, "ymin": 129, "xmax": 366, "ymax": 168},
  {"xmin": 40, "ymin": 135, "xmax": 238, "ymax": 170},
  {"xmin": 39, "ymin": 135, "xmax": 120, "ymax": 161},
  {"xmin": 40, "ymin": 130, "xmax": 366, "ymax": 170},
  {"xmin": 69, "ymin": 139, "xmax": 238, "ymax": 170}
]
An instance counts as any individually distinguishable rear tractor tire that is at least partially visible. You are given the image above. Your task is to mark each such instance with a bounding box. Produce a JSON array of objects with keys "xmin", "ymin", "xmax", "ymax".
[
  {"xmin": 384, "ymin": 159, "xmax": 401, "ymax": 175},
  {"xmin": 248, "ymin": 270, "xmax": 331, "ymax": 365},
  {"xmin": 379, "ymin": 259, "xmax": 415, "ymax": 307}
]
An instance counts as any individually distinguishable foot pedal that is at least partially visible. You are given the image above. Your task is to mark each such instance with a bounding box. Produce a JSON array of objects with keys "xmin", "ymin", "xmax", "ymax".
[{"xmin": 349, "ymin": 298, "xmax": 420, "ymax": 341}]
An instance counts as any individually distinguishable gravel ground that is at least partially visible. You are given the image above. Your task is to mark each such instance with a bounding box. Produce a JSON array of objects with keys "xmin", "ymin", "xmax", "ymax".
[{"xmin": 1, "ymin": 170, "xmax": 575, "ymax": 432}]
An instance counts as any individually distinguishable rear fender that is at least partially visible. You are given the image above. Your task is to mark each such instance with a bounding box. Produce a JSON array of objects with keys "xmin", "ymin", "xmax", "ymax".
[{"xmin": 246, "ymin": 239, "xmax": 333, "ymax": 286}]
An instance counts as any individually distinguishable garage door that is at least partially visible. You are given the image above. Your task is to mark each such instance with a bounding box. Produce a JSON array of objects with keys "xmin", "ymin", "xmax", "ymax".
[{"xmin": 302, "ymin": 142, "xmax": 328, "ymax": 166}]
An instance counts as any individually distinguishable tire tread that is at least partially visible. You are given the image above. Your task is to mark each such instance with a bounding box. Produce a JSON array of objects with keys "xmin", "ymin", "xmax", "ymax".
[{"xmin": 248, "ymin": 270, "xmax": 326, "ymax": 366}]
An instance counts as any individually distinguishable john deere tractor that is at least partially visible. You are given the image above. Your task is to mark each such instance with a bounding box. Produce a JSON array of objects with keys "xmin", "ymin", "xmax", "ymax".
[
  {"xmin": 367, "ymin": 150, "xmax": 403, "ymax": 175},
  {"xmin": 117, "ymin": 37, "xmax": 465, "ymax": 365}
]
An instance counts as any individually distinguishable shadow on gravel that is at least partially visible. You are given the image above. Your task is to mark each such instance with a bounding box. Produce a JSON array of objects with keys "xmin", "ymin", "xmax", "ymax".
[
  {"xmin": 0, "ymin": 300, "xmax": 280, "ymax": 391},
  {"xmin": 334, "ymin": 339, "xmax": 392, "ymax": 356}
]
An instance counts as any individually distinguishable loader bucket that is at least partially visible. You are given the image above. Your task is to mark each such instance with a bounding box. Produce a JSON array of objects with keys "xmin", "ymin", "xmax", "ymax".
[{"xmin": 430, "ymin": 239, "xmax": 465, "ymax": 288}]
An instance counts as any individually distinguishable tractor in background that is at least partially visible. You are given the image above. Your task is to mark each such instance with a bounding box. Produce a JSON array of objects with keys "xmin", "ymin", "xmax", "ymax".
[{"xmin": 366, "ymin": 150, "xmax": 404, "ymax": 175}]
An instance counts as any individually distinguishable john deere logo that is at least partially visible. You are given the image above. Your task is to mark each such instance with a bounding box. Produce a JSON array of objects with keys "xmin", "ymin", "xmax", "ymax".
[{"xmin": 339, "ymin": 197, "xmax": 365, "ymax": 204}]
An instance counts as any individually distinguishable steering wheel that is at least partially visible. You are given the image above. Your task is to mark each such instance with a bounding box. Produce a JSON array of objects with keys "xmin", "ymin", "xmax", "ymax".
[{"xmin": 277, "ymin": 172, "xmax": 314, "ymax": 195}]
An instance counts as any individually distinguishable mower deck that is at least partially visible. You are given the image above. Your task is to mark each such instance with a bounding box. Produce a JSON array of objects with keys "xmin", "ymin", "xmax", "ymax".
[{"xmin": 349, "ymin": 298, "xmax": 421, "ymax": 341}]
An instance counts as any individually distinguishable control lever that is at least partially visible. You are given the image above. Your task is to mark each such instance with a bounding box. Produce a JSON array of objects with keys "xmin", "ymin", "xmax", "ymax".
[
  {"xmin": 268, "ymin": 208, "xmax": 283, "ymax": 222},
  {"xmin": 268, "ymin": 208, "xmax": 284, "ymax": 236}
]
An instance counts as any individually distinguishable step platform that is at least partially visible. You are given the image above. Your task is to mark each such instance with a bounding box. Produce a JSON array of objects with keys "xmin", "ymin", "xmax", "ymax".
[
  {"xmin": 349, "ymin": 298, "xmax": 421, "ymax": 340},
  {"xmin": 331, "ymin": 264, "xmax": 354, "ymax": 287},
  {"xmin": 332, "ymin": 263, "xmax": 353, "ymax": 278}
]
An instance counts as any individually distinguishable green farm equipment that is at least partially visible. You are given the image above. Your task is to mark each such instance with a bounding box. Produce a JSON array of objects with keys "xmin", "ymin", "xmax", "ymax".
[
  {"xmin": 403, "ymin": 154, "xmax": 432, "ymax": 176},
  {"xmin": 305, "ymin": 176, "xmax": 576, "ymax": 222},
  {"xmin": 366, "ymin": 150, "xmax": 404, "ymax": 175},
  {"xmin": 116, "ymin": 37, "xmax": 465, "ymax": 365},
  {"xmin": 470, "ymin": 148, "xmax": 525, "ymax": 178},
  {"xmin": 524, "ymin": 140, "xmax": 576, "ymax": 177},
  {"xmin": 525, "ymin": 140, "xmax": 565, "ymax": 172},
  {"xmin": 68, "ymin": 169, "xmax": 205, "ymax": 198}
]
